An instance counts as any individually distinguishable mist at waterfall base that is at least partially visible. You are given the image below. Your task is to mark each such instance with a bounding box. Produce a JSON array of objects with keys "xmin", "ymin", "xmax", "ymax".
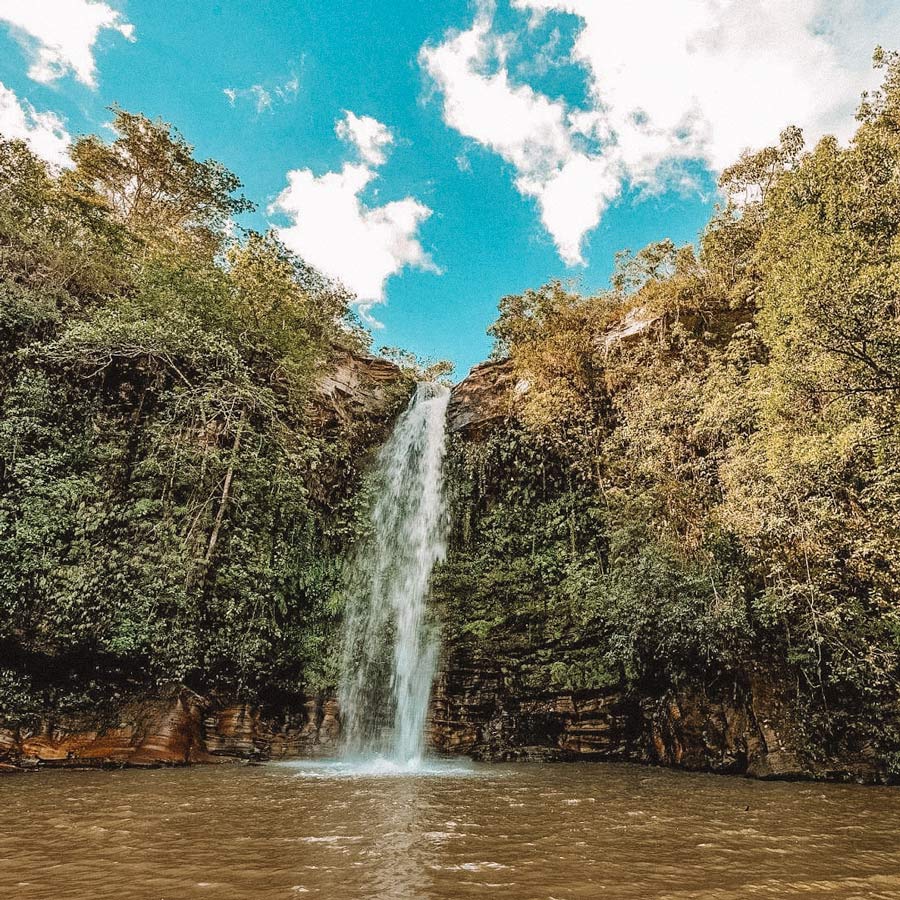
[{"xmin": 333, "ymin": 382, "xmax": 452, "ymax": 774}]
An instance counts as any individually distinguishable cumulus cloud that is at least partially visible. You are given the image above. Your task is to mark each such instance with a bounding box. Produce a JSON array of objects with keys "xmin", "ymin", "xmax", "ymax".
[
  {"xmin": 419, "ymin": 5, "xmax": 618, "ymax": 264},
  {"xmin": 0, "ymin": 81, "xmax": 70, "ymax": 166},
  {"xmin": 335, "ymin": 110, "xmax": 394, "ymax": 166},
  {"xmin": 270, "ymin": 114, "xmax": 437, "ymax": 323},
  {"xmin": 0, "ymin": 0, "xmax": 134, "ymax": 88},
  {"xmin": 422, "ymin": 0, "xmax": 900, "ymax": 265}
]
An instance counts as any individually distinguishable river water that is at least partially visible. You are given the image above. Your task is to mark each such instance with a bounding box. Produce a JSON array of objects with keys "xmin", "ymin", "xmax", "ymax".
[{"xmin": 3, "ymin": 760, "xmax": 899, "ymax": 900}]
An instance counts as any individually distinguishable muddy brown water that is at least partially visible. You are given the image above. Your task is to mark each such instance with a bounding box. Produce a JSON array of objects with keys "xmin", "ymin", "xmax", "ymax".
[{"xmin": 2, "ymin": 759, "xmax": 899, "ymax": 900}]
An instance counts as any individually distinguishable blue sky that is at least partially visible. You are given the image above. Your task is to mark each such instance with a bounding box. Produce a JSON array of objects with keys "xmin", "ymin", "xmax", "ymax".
[{"xmin": 1, "ymin": 1, "xmax": 897, "ymax": 377}]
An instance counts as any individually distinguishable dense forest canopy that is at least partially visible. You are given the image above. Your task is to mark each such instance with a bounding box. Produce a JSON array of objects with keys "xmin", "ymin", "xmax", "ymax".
[
  {"xmin": 434, "ymin": 51, "xmax": 900, "ymax": 769},
  {"xmin": 1, "ymin": 53, "xmax": 899, "ymax": 773},
  {"xmin": 0, "ymin": 110, "xmax": 408, "ymax": 718}
]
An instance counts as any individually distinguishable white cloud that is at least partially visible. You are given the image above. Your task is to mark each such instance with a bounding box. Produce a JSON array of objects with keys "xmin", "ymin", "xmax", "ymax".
[
  {"xmin": 275, "ymin": 73, "xmax": 300, "ymax": 102},
  {"xmin": 419, "ymin": 4, "xmax": 619, "ymax": 264},
  {"xmin": 422, "ymin": 0, "xmax": 900, "ymax": 265},
  {"xmin": 224, "ymin": 70, "xmax": 299, "ymax": 114},
  {"xmin": 0, "ymin": 81, "xmax": 70, "ymax": 166},
  {"xmin": 270, "ymin": 114, "xmax": 437, "ymax": 323},
  {"xmin": 335, "ymin": 110, "xmax": 394, "ymax": 166},
  {"xmin": 250, "ymin": 85, "xmax": 272, "ymax": 113},
  {"xmin": 515, "ymin": 0, "xmax": 898, "ymax": 171},
  {"xmin": 0, "ymin": 0, "xmax": 134, "ymax": 88},
  {"xmin": 224, "ymin": 84, "xmax": 272, "ymax": 113}
]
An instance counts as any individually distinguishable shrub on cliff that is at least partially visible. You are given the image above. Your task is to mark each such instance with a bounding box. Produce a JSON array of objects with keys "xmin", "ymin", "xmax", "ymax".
[
  {"xmin": 0, "ymin": 111, "xmax": 383, "ymax": 717},
  {"xmin": 435, "ymin": 52, "xmax": 900, "ymax": 768}
]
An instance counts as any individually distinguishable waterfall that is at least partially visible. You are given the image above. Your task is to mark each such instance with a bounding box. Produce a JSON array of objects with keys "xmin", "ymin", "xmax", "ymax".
[{"xmin": 338, "ymin": 381, "xmax": 451, "ymax": 766}]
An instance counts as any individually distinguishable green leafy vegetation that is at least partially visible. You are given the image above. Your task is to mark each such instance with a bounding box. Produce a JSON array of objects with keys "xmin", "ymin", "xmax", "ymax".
[
  {"xmin": 434, "ymin": 52, "xmax": 900, "ymax": 767},
  {"xmin": 0, "ymin": 111, "xmax": 409, "ymax": 719},
  {"xmin": 3, "ymin": 57, "xmax": 900, "ymax": 772}
]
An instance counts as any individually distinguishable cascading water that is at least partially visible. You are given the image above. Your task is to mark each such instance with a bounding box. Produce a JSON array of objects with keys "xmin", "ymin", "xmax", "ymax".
[{"xmin": 338, "ymin": 382, "xmax": 450, "ymax": 767}]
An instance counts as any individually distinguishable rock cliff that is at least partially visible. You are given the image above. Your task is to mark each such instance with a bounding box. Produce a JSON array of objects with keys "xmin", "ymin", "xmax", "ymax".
[
  {"xmin": 431, "ymin": 344, "xmax": 893, "ymax": 785},
  {"xmin": 0, "ymin": 345, "xmax": 889, "ymax": 784},
  {"xmin": 0, "ymin": 347, "xmax": 405, "ymax": 775},
  {"xmin": 0, "ymin": 687, "xmax": 340, "ymax": 771},
  {"xmin": 313, "ymin": 350, "xmax": 409, "ymax": 428},
  {"xmin": 1, "ymin": 671, "xmax": 885, "ymax": 782},
  {"xmin": 428, "ymin": 656, "xmax": 888, "ymax": 782},
  {"xmin": 446, "ymin": 359, "xmax": 519, "ymax": 436}
]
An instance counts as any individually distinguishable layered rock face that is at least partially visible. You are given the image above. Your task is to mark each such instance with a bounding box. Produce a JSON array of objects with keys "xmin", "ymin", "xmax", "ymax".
[
  {"xmin": 204, "ymin": 698, "xmax": 341, "ymax": 760},
  {"xmin": 428, "ymin": 657, "xmax": 887, "ymax": 782},
  {"xmin": 428, "ymin": 661, "xmax": 640, "ymax": 763},
  {"xmin": 1, "ymin": 686, "xmax": 211, "ymax": 770},
  {"xmin": 430, "ymin": 348, "xmax": 892, "ymax": 785},
  {"xmin": 313, "ymin": 351, "xmax": 408, "ymax": 428},
  {"xmin": 1, "ymin": 674, "xmax": 885, "ymax": 781},
  {"xmin": 446, "ymin": 359, "xmax": 519, "ymax": 437},
  {"xmin": 0, "ymin": 688, "xmax": 340, "ymax": 771}
]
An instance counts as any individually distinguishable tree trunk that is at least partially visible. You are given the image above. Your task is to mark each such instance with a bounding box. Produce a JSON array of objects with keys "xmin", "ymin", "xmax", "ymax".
[{"xmin": 204, "ymin": 408, "xmax": 246, "ymax": 569}]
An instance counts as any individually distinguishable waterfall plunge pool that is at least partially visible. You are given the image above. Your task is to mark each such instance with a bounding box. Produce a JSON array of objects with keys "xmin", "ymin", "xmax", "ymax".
[{"xmin": 4, "ymin": 760, "xmax": 900, "ymax": 900}]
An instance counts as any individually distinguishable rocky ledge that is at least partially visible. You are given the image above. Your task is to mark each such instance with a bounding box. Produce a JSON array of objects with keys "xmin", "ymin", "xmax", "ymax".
[
  {"xmin": 0, "ymin": 686, "xmax": 340, "ymax": 772},
  {"xmin": 2, "ymin": 673, "xmax": 888, "ymax": 783},
  {"xmin": 446, "ymin": 359, "xmax": 520, "ymax": 437},
  {"xmin": 446, "ymin": 307, "xmax": 665, "ymax": 438},
  {"xmin": 428, "ymin": 657, "xmax": 889, "ymax": 783},
  {"xmin": 313, "ymin": 350, "xmax": 408, "ymax": 428}
]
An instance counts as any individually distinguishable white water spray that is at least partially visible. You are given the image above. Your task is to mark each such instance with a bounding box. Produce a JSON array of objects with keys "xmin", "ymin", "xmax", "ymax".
[{"xmin": 339, "ymin": 382, "xmax": 450, "ymax": 766}]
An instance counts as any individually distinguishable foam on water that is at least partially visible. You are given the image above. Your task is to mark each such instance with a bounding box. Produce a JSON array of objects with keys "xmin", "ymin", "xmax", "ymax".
[{"xmin": 274, "ymin": 757, "xmax": 479, "ymax": 779}]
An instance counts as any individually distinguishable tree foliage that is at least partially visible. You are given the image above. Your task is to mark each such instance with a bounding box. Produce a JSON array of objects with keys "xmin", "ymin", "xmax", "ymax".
[
  {"xmin": 0, "ymin": 111, "xmax": 398, "ymax": 717},
  {"xmin": 435, "ymin": 54, "xmax": 900, "ymax": 767}
]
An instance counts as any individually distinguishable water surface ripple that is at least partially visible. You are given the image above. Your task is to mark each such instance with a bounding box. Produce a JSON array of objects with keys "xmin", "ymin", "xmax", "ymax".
[{"xmin": 3, "ymin": 762, "xmax": 900, "ymax": 899}]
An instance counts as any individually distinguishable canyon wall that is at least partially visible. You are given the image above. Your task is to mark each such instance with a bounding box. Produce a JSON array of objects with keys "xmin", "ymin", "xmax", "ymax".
[
  {"xmin": 1, "ymin": 352, "xmax": 892, "ymax": 784},
  {"xmin": 426, "ymin": 353, "xmax": 895, "ymax": 785}
]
